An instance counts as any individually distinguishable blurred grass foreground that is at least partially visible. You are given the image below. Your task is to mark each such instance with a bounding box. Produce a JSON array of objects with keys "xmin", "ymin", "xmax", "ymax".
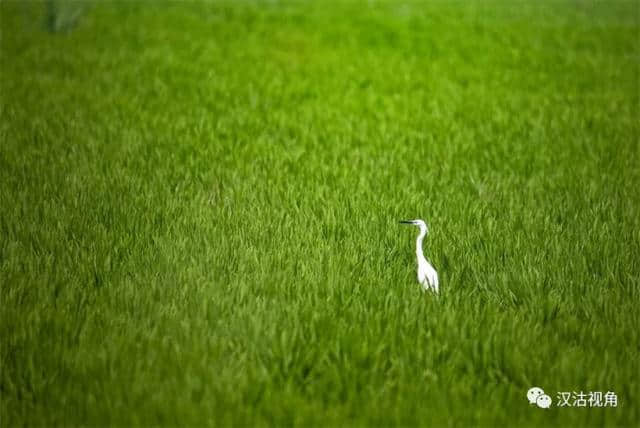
[{"xmin": 1, "ymin": 0, "xmax": 639, "ymax": 426}]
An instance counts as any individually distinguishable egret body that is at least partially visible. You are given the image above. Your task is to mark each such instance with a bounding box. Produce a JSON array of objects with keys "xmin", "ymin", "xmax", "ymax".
[{"xmin": 400, "ymin": 219, "xmax": 439, "ymax": 293}]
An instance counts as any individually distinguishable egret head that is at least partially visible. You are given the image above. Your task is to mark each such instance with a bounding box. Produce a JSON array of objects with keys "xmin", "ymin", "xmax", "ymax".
[{"xmin": 399, "ymin": 219, "xmax": 428, "ymax": 232}]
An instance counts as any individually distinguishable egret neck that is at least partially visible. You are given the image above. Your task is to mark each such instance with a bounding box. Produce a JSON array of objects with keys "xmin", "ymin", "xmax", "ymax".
[{"xmin": 416, "ymin": 223, "xmax": 428, "ymax": 262}]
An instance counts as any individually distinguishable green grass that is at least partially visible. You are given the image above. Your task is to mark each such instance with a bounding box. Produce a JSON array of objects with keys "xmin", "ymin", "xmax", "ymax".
[{"xmin": 1, "ymin": 1, "xmax": 639, "ymax": 426}]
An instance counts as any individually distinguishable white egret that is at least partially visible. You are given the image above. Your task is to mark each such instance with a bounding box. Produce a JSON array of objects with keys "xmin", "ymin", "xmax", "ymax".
[{"xmin": 400, "ymin": 219, "xmax": 439, "ymax": 293}]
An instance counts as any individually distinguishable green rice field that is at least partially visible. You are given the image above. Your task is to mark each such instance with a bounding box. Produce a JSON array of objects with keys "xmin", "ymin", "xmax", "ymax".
[{"xmin": 1, "ymin": 1, "xmax": 639, "ymax": 426}]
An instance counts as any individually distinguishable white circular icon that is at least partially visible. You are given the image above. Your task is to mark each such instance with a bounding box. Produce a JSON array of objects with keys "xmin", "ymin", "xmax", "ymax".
[
  {"xmin": 536, "ymin": 394, "xmax": 552, "ymax": 409},
  {"xmin": 527, "ymin": 387, "xmax": 545, "ymax": 404}
]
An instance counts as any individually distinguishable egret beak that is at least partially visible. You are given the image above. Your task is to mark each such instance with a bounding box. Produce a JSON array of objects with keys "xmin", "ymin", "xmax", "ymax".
[{"xmin": 399, "ymin": 220, "xmax": 413, "ymax": 224}]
